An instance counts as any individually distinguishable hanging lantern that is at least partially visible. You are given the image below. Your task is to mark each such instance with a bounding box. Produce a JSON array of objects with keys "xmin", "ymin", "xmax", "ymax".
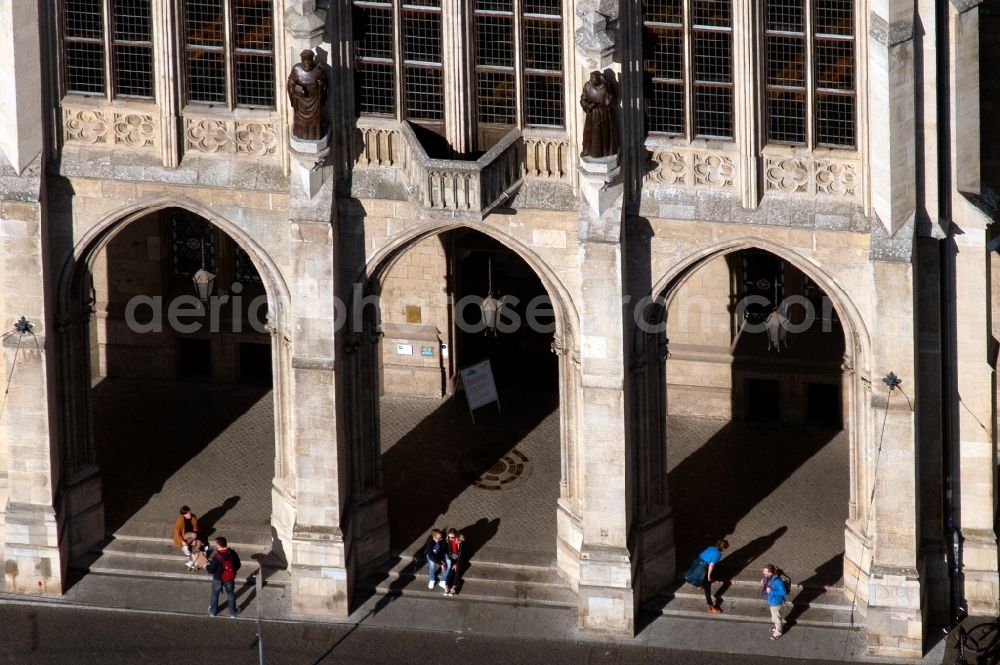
[
  {"xmin": 480, "ymin": 257, "xmax": 506, "ymax": 336},
  {"xmin": 765, "ymin": 308, "xmax": 789, "ymax": 352},
  {"xmin": 191, "ymin": 240, "xmax": 216, "ymax": 301}
]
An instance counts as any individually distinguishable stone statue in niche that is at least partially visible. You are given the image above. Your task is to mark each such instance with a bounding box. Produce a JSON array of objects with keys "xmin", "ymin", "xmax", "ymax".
[
  {"xmin": 580, "ymin": 70, "xmax": 619, "ymax": 159},
  {"xmin": 286, "ymin": 50, "xmax": 327, "ymax": 141}
]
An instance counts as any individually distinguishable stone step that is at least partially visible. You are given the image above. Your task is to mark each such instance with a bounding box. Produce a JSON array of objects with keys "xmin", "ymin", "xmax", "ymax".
[
  {"xmin": 648, "ymin": 581, "xmax": 861, "ymax": 629},
  {"xmin": 358, "ymin": 555, "xmax": 576, "ymax": 608},
  {"xmin": 392, "ymin": 545, "xmax": 557, "ymax": 572},
  {"xmin": 110, "ymin": 521, "xmax": 274, "ymax": 549},
  {"xmin": 70, "ymin": 535, "xmax": 288, "ymax": 586}
]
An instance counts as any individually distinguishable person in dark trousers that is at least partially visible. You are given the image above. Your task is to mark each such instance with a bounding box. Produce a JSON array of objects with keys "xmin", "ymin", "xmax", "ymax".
[
  {"xmin": 443, "ymin": 529, "xmax": 465, "ymax": 596},
  {"xmin": 682, "ymin": 539, "xmax": 729, "ymax": 613},
  {"xmin": 761, "ymin": 563, "xmax": 788, "ymax": 639},
  {"xmin": 424, "ymin": 529, "xmax": 447, "ymax": 590},
  {"xmin": 206, "ymin": 536, "xmax": 241, "ymax": 618}
]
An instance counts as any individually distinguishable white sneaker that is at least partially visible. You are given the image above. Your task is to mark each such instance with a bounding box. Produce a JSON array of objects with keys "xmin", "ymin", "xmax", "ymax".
[
  {"xmin": 438, "ymin": 581, "xmax": 448, "ymax": 589},
  {"xmin": 428, "ymin": 580, "xmax": 436, "ymax": 589},
  {"xmin": 182, "ymin": 546, "xmax": 191, "ymax": 556}
]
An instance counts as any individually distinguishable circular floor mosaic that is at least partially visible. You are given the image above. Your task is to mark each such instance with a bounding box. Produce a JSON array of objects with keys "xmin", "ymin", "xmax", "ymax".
[{"xmin": 459, "ymin": 448, "xmax": 533, "ymax": 492}]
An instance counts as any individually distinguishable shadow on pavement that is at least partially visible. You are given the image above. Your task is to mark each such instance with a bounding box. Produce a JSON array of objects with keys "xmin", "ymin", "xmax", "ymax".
[
  {"xmin": 93, "ymin": 378, "xmax": 269, "ymax": 535},
  {"xmin": 668, "ymin": 421, "xmax": 841, "ymax": 578}
]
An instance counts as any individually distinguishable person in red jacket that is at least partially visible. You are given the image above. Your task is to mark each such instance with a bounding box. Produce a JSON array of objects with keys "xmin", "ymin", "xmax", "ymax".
[{"xmin": 443, "ymin": 529, "xmax": 465, "ymax": 596}]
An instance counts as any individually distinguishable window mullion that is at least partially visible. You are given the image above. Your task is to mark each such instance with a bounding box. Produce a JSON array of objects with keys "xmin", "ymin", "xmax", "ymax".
[
  {"xmin": 103, "ymin": 0, "xmax": 113, "ymax": 100},
  {"xmin": 514, "ymin": 0, "xmax": 524, "ymax": 128},
  {"xmin": 223, "ymin": 0, "xmax": 234, "ymax": 110},
  {"xmin": 682, "ymin": 0, "xmax": 693, "ymax": 140},
  {"xmin": 805, "ymin": 0, "xmax": 814, "ymax": 149},
  {"xmin": 394, "ymin": 0, "xmax": 404, "ymax": 120}
]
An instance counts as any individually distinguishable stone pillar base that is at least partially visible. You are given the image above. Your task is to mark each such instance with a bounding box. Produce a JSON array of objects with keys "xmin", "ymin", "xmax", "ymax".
[
  {"xmin": 866, "ymin": 565, "xmax": 924, "ymax": 659},
  {"xmin": 961, "ymin": 529, "xmax": 1000, "ymax": 615},
  {"xmin": 64, "ymin": 465, "xmax": 104, "ymax": 560},
  {"xmin": 556, "ymin": 500, "xmax": 583, "ymax": 590},
  {"xmin": 289, "ymin": 526, "xmax": 349, "ymax": 618},
  {"xmin": 577, "ymin": 545, "xmax": 635, "ymax": 636},
  {"xmin": 843, "ymin": 521, "xmax": 870, "ymax": 613},
  {"xmin": 633, "ymin": 509, "xmax": 675, "ymax": 602},
  {"xmin": 3, "ymin": 502, "xmax": 63, "ymax": 595},
  {"xmin": 348, "ymin": 491, "xmax": 390, "ymax": 582}
]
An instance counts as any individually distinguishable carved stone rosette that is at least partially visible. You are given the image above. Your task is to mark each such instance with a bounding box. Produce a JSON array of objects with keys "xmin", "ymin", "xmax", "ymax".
[
  {"xmin": 183, "ymin": 114, "xmax": 280, "ymax": 157},
  {"xmin": 63, "ymin": 105, "xmax": 159, "ymax": 149},
  {"xmin": 764, "ymin": 156, "xmax": 809, "ymax": 193},
  {"xmin": 644, "ymin": 146, "xmax": 736, "ymax": 190},
  {"xmin": 760, "ymin": 152, "xmax": 861, "ymax": 200}
]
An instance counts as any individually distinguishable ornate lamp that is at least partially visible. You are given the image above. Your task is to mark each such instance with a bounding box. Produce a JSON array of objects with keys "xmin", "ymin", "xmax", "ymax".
[
  {"xmin": 480, "ymin": 257, "xmax": 504, "ymax": 336},
  {"xmin": 191, "ymin": 241, "xmax": 216, "ymax": 302}
]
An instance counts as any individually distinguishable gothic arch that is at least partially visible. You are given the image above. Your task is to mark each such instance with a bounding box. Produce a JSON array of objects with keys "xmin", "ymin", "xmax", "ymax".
[{"xmin": 54, "ymin": 197, "xmax": 296, "ymax": 555}]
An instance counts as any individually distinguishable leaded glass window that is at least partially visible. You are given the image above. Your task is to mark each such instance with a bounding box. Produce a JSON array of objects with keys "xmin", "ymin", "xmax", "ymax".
[
  {"xmin": 642, "ymin": 0, "xmax": 733, "ymax": 139},
  {"xmin": 171, "ymin": 211, "xmax": 216, "ymax": 277},
  {"xmin": 182, "ymin": 0, "xmax": 275, "ymax": 109},
  {"xmin": 62, "ymin": 0, "xmax": 154, "ymax": 99},
  {"xmin": 764, "ymin": 0, "xmax": 856, "ymax": 148}
]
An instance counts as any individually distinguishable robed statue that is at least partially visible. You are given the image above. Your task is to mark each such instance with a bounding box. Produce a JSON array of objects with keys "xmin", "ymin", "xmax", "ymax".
[
  {"xmin": 286, "ymin": 50, "xmax": 327, "ymax": 141},
  {"xmin": 580, "ymin": 71, "xmax": 619, "ymax": 159}
]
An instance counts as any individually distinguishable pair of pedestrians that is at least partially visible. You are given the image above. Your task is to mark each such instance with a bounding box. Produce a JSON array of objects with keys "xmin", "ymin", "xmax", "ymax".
[
  {"xmin": 169, "ymin": 505, "xmax": 242, "ymax": 617},
  {"xmin": 682, "ymin": 540, "xmax": 790, "ymax": 639},
  {"xmin": 424, "ymin": 528, "xmax": 465, "ymax": 596}
]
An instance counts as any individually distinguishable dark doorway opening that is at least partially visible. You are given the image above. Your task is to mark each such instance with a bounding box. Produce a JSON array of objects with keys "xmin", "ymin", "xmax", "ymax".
[
  {"xmin": 178, "ymin": 338, "xmax": 211, "ymax": 379},
  {"xmin": 452, "ymin": 230, "xmax": 557, "ymax": 392},
  {"xmin": 807, "ymin": 382, "xmax": 841, "ymax": 428},
  {"xmin": 239, "ymin": 342, "xmax": 273, "ymax": 385},
  {"xmin": 745, "ymin": 378, "xmax": 781, "ymax": 422}
]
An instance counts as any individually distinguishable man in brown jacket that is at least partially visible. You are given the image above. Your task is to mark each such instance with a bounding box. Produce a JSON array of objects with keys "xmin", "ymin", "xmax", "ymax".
[{"xmin": 172, "ymin": 505, "xmax": 202, "ymax": 568}]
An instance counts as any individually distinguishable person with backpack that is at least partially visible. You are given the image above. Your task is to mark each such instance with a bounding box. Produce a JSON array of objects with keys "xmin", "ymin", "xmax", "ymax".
[
  {"xmin": 206, "ymin": 536, "xmax": 241, "ymax": 618},
  {"xmin": 681, "ymin": 539, "xmax": 729, "ymax": 614},
  {"xmin": 761, "ymin": 563, "xmax": 789, "ymax": 639}
]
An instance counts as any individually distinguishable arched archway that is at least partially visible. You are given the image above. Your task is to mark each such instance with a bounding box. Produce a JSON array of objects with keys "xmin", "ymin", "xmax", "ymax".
[
  {"xmin": 343, "ymin": 222, "xmax": 587, "ymax": 597},
  {"xmin": 635, "ymin": 238, "xmax": 874, "ymax": 617},
  {"xmin": 55, "ymin": 200, "xmax": 295, "ymax": 571}
]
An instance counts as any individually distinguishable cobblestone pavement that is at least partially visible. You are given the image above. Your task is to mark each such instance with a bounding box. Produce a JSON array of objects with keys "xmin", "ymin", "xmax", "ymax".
[
  {"xmin": 94, "ymin": 379, "xmax": 848, "ymax": 586},
  {"xmin": 93, "ymin": 378, "xmax": 275, "ymax": 540}
]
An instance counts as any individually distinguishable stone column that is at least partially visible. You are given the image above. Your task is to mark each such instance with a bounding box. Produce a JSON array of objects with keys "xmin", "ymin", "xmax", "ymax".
[
  {"xmin": 0, "ymin": 0, "xmax": 67, "ymax": 596},
  {"xmin": 947, "ymin": 0, "xmax": 999, "ymax": 617},
  {"xmin": 286, "ymin": 172, "xmax": 353, "ymax": 617},
  {"xmin": 865, "ymin": 261, "xmax": 924, "ymax": 659}
]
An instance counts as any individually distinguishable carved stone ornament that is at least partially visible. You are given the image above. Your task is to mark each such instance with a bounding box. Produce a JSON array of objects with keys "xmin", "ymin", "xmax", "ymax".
[
  {"xmin": 64, "ymin": 109, "xmax": 109, "ymax": 145},
  {"xmin": 692, "ymin": 153, "xmax": 735, "ymax": 188},
  {"xmin": 815, "ymin": 160, "xmax": 859, "ymax": 197},
  {"xmin": 235, "ymin": 121, "xmax": 278, "ymax": 156},
  {"xmin": 185, "ymin": 118, "xmax": 230, "ymax": 153},
  {"xmin": 649, "ymin": 150, "xmax": 686, "ymax": 185},
  {"xmin": 113, "ymin": 112, "xmax": 156, "ymax": 148},
  {"xmin": 765, "ymin": 157, "xmax": 809, "ymax": 193}
]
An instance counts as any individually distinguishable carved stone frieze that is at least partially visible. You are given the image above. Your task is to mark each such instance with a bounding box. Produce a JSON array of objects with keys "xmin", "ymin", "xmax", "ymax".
[
  {"xmin": 648, "ymin": 150, "xmax": 686, "ymax": 186},
  {"xmin": 815, "ymin": 160, "xmax": 859, "ymax": 197},
  {"xmin": 64, "ymin": 108, "xmax": 109, "ymax": 145},
  {"xmin": 356, "ymin": 124, "xmax": 399, "ymax": 167},
  {"xmin": 63, "ymin": 105, "xmax": 160, "ymax": 149},
  {"xmin": 183, "ymin": 115, "xmax": 280, "ymax": 157},
  {"xmin": 185, "ymin": 118, "xmax": 230, "ymax": 153},
  {"xmin": 692, "ymin": 153, "xmax": 735, "ymax": 188},
  {"xmin": 523, "ymin": 135, "xmax": 570, "ymax": 180},
  {"xmin": 765, "ymin": 157, "xmax": 808, "ymax": 193},
  {"xmin": 235, "ymin": 121, "xmax": 278, "ymax": 156},
  {"xmin": 113, "ymin": 112, "xmax": 156, "ymax": 148}
]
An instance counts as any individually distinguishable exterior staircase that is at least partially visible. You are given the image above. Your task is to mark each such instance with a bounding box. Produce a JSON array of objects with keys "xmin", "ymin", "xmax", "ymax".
[
  {"xmin": 646, "ymin": 579, "xmax": 863, "ymax": 630},
  {"xmin": 356, "ymin": 545, "xmax": 575, "ymax": 609},
  {"xmin": 69, "ymin": 523, "xmax": 288, "ymax": 587}
]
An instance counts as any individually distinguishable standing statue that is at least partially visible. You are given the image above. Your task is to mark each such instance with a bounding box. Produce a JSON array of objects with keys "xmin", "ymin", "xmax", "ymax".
[
  {"xmin": 580, "ymin": 71, "xmax": 619, "ymax": 159},
  {"xmin": 286, "ymin": 50, "xmax": 327, "ymax": 141}
]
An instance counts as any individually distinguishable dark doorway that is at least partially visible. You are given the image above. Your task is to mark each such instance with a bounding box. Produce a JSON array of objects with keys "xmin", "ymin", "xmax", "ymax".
[
  {"xmin": 807, "ymin": 382, "xmax": 841, "ymax": 428},
  {"xmin": 178, "ymin": 338, "xmax": 211, "ymax": 379},
  {"xmin": 452, "ymin": 230, "xmax": 557, "ymax": 392},
  {"xmin": 745, "ymin": 378, "xmax": 780, "ymax": 422},
  {"xmin": 239, "ymin": 342, "xmax": 273, "ymax": 385}
]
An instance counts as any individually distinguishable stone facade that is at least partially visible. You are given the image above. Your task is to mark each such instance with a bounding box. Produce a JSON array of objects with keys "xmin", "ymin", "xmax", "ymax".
[{"xmin": 0, "ymin": 0, "xmax": 997, "ymax": 660}]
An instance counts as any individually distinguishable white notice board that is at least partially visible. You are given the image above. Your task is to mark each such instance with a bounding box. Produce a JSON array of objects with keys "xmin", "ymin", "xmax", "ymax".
[{"xmin": 459, "ymin": 359, "xmax": 500, "ymax": 421}]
